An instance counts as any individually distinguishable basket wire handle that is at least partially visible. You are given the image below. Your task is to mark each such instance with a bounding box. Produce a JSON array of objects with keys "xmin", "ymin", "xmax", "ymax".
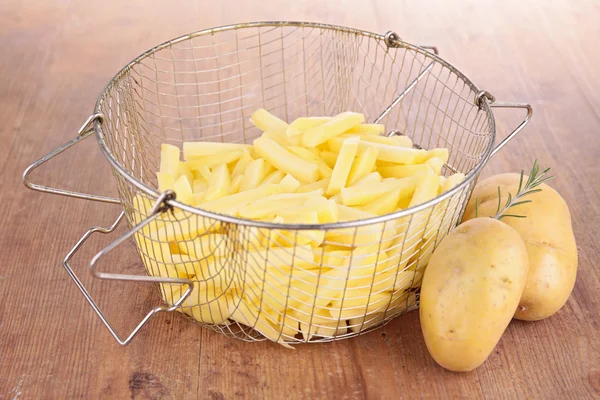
[
  {"xmin": 63, "ymin": 191, "xmax": 194, "ymax": 345},
  {"xmin": 475, "ymin": 91, "xmax": 534, "ymax": 157},
  {"xmin": 375, "ymin": 32, "xmax": 439, "ymax": 124},
  {"xmin": 22, "ymin": 113, "xmax": 121, "ymax": 204}
]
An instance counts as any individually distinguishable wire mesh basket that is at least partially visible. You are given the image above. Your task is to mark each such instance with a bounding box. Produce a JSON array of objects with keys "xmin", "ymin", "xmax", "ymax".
[{"xmin": 23, "ymin": 21, "xmax": 531, "ymax": 346}]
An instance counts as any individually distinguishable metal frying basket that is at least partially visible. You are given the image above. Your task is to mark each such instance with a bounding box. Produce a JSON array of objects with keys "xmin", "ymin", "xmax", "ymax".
[{"xmin": 23, "ymin": 22, "xmax": 532, "ymax": 346}]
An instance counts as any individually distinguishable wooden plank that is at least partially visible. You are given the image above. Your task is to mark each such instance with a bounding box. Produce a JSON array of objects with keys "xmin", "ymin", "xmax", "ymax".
[{"xmin": 1, "ymin": 0, "xmax": 599, "ymax": 398}]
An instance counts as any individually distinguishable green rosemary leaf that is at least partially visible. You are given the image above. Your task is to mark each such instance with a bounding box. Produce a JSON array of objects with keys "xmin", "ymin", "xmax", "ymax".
[{"xmin": 492, "ymin": 161, "xmax": 554, "ymax": 220}]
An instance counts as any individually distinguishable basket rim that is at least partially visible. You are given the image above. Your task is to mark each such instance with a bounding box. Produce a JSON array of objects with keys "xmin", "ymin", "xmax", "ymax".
[{"xmin": 92, "ymin": 20, "xmax": 496, "ymax": 230}]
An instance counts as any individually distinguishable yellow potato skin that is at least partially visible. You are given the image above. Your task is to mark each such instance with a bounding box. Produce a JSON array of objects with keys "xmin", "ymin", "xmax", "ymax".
[
  {"xmin": 462, "ymin": 173, "xmax": 578, "ymax": 321},
  {"xmin": 420, "ymin": 218, "xmax": 529, "ymax": 372}
]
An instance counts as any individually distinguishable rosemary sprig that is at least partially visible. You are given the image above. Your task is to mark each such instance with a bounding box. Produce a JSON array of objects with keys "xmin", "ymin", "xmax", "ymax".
[{"xmin": 475, "ymin": 160, "xmax": 554, "ymax": 220}]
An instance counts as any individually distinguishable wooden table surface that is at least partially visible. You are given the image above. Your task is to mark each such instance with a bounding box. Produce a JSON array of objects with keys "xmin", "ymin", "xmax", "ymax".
[{"xmin": 1, "ymin": 0, "xmax": 599, "ymax": 398}]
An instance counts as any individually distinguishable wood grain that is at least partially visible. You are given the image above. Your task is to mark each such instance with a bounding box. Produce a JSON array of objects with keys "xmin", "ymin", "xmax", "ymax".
[{"xmin": 1, "ymin": 0, "xmax": 599, "ymax": 398}]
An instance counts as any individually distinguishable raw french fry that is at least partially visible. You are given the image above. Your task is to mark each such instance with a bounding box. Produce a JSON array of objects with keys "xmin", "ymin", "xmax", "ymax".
[
  {"xmin": 183, "ymin": 142, "xmax": 252, "ymax": 159},
  {"xmin": 193, "ymin": 193, "xmax": 205, "ymax": 205},
  {"xmin": 297, "ymin": 178, "xmax": 330, "ymax": 194},
  {"xmin": 229, "ymin": 302, "xmax": 293, "ymax": 348},
  {"xmin": 326, "ymin": 136, "xmax": 360, "ymax": 196},
  {"xmin": 409, "ymin": 171, "xmax": 441, "ymax": 207},
  {"xmin": 329, "ymin": 290, "xmax": 393, "ymax": 320},
  {"xmin": 367, "ymin": 142, "xmax": 428, "ymax": 164},
  {"xmin": 326, "ymin": 218, "xmax": 396, "ymax": 248},
  {"xmin": 302, "ymin": 112, "xmax": 365, "ymax": 147},
  {"xmin": 288, "ymin": 146, "xmax": 333, "ymax": 179},
  {"xmin": 151, "ymin": 212, "xmax": 222, "ymax": 242},
  {"xmin": 157, "ymin": 172, "xmax": 175, "ymax": 192},
  {"xmin": 237, "ymin": 191, "xmax": 323, "ymax": 219},
  {"xmin": 286, "ymin": 117, "xmax": 330, "ymax": 137},
  {"xmin": 379, "ymin": 164, "xmax": 432, "ymax": 179},
  {"xmin": 136, "ymin": 235, "xmax": 188, "ymax": 279},
  {"xmin": 278, "ymin": 196, "xmax": 339, "ymax": 224},
  {"xmin": 319, "ymin": 151, "xmax": 338, "ymax": 168},
  {"xmin": 359, "ymin": 187, "xmax": 403, "ymax": 215},
  {"xmin": 423, "ymin": 147, "xmax": 449, "ymax": 163},
  {"xmin": 164, "ymin": 284, "xmax": 237, "ymax": 325},
  {"xmin": 442, "ymin": 172, "xmax": 466, "ymax": 192},
  {"xmin": 352, "ymin": 134, "xmax": 413, "ymax": 148},
  {"xmin": 337, "ymin": 204, "xmax": 375, "ymax": 221},
  {"xmin": 200, "ymin": 184, "xmax": 281, "ymax": 213},
  {"xmin": 240, "ymin": 158, "xmax": 266, "ymax": 191},
  {"xmin": 254, "ymin": 136, "xmax": 319, "ymax": 183},
  {"xmin": 305, "ymin": 197, "xmax": 339, "ymax": 223},
  {"xmin": 193, "ymin": 179, "xmax": 208, "ymax": 194},
  {"xmin": 263, "ymin": 131, "xmax": 298, "ymax": 148},
  {"xmin": 205, "ymin": 163, "xmax": 232, "ymax": 201},
  {"xmin": 298, "ymin": 309, "xmax": 347, "ymax": 340},
  {"xmin": 231, "ymin": 149, "xmax": 254, "ymax": 179},
  {"xmin": 186, "ymin": 151, "xmax": 243, "ymax": 170},
  {"xmin": 269, "ymin": 213, "xmax": 325, "ymax": 247},
  {"xmin": 176, "ymin": 233, "xmax": 228, "ymax": 259},
  {"xmin": 345, "ymin": 123, "xmax": 385, "ymax": 135},
  {"xmin": 341, "ymin": 177, "xmax": 416, "ymax": 206},
  {"xmin": 196, "ymin": 164, "xmax": 212, "ymax": 182},
  {"xmin": 173, "ymin": 174, "xmax": 194, "ymax": 205},
  {"xmin": 352, "ymin": 171, "xmax": 383, "ymax": 187},
  {"xmin": 438, "ymin": 176, "xmax": 447, "ymax": 194},
  {"xmin": 425, "ymin": 157, "xmax": 445, "ymax": 175},
  {"xmin": 259, "ymin": 170, "xmax": 286, "ymax": 187},
  {"xmin": 250, "ymin": 108, "xmax": 289, "ymax": 132},
  {"xmin": 279, "ymin": 174, "xmax": 301, "ymax": 192},
  {"xmin": 325, "ymin": 137, "xmax": 344, "ymax": 153},
  {"xmin": 160, "ymin": 144, "xmax": 181, "ymax": 176},
  {"xmin": 287, "ymin": 145, "xmax": 319, "ymax": 161},
  {"xmin": 231, "ymin": 174, "xmax": 243, "ymax": 193},
  {"xmin": 313, "ymin": 249, "xmax": 349, "ymax": 269},
  {"xmin": 244, "ymin": 245, "xmax": 315, "ymax": 273},
  {"xmin": 178, "ymin": 162, "xmax": 194, "ymax": 184},
  {"xmin": 347, "ymin": 144, "xmax": 378, "ymax": 186}
]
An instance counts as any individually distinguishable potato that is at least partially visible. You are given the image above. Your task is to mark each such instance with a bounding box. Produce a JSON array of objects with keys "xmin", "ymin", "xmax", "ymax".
[
  {"xmin": 159, "ymin": 144, "xmax": 181, "ymax": 176},
  {"xmin": 250, "ymin": 108, "xmax": 289, "ymax": 132},
  {"xmin": 200, "ymin": 184, "xmax": 280, "ymax": 214},
  {"xmin": 379, "ymin": 164, "xmax": 431, "ymax": 179},
  {"xmin": 173, "ymin": 174, "xmax": 194, "ymax": 205},
  {"xmin": 231, "ymin": 149, "xmax": 254, "ymax": 178},
  {"xmin": 183, "ymin": 142, "xmax": 251, "ymax": 159},
  {"xmin": 462, "ymin": 173, "xmax": 578, "ymax": 321},
  {"xmin": 205, "ymin": 163, "xmax": 232, "ymax": 201},
  {"xmin": 259, "ymin": 170, "xmax": 286, "ymax": 187},
  {"xmin": 240, "ymin": 158, "xmax": 267, "ymax": 191},
  {"xmin": 347, "ymin": 144, "xmax": 378, "ymax": 186},
  {"xmin": 420, "ymin": 218, "xmax": 529, "ymax": 372},
  {"xmin": 162, "ymin": 284, "xmax": 237, "ymax": 325},
  {"xmin": 345, "ymin": 123, "xmax": 385, "ymax": 135},
  {"xmin": 254, "ymin": 136, "xmax": 319, "ymax": 183},
  {"xmin": 326, "ymin": 136, "xmax": 360, "ymax": 195},
  {"xmin": 147, "ymin": 108, "xmax": 459, "ymax": 345},
  {"xmin": 341, "ymin": 177, "xmax": 416, "ymax": 206},
  {"xmin": 157, "ymin": 172, "xmax": 175, "ymax": 192},
  {"xmin": 186, "ymin": 151, "xmax": 242, "ymax": 169},
  {"xmin": 286, "ymin": 117, "xmax": 330, "ymax": 137},
  {"xmin": 359, "ymin": 187, "xmax": 403, "ymax": 215},
  {"xmin": 302, "ymin": 112, "xmax": 364, "ymax": 147}
]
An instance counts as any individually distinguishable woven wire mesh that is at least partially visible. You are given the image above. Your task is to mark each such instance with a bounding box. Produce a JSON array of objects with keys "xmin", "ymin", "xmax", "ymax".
[{"xmin": 95, "ymin": 22, "xmax": 493, "ymax": 344}]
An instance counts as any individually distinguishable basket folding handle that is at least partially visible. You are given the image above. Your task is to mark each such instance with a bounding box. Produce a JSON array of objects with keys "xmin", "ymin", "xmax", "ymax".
[
  {"xmin": 22, "ymin": 113, "xmax": 120, "ymax": 204},
  {"xmin": 63, "ymin": 192, "xmax": 194, "ymax": 345},
  {"xmin": 476, "ymin": 91, "xmax": 533, "ymax": 157}
]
